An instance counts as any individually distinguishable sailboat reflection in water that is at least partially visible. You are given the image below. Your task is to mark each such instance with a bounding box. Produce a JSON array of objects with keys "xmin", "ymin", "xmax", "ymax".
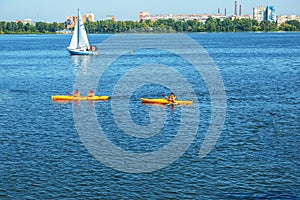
[{"xmin": 67, "ymin": 9, "xmax": 97, "ymax": 55}]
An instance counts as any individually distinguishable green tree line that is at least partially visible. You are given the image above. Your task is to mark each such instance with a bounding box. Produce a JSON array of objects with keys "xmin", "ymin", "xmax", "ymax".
[
  {"xmin": 0, "ymin": 21, "xmax": 65, "ymax": 34},
  {"xmin": 0, "ymin": 18, "xmax": 300, "ymax": 34},
  {"xmin": 85, "ymin": 18, "xmax": 300, "ymax": 33}
]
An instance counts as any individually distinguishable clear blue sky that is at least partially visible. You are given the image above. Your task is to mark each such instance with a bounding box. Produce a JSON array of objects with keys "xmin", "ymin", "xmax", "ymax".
[{"xmin": 0, "ymin": 0, "xmax": 299, "ymax": 22}]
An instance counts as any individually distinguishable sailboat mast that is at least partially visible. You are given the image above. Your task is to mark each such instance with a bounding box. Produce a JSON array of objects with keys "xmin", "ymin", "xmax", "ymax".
[{"xmin": 77, "ymin": 9, "xmax": 80, "ymax": 49}]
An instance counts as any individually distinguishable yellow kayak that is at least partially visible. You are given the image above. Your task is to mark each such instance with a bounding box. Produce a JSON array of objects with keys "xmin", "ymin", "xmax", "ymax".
[
  {"xmin": 52, "ymin": 95, "xmax": 109, "ymax": 101},
  {"xmin": 140, "ymin": 98, "xmax": 192, "ymax": 105}
]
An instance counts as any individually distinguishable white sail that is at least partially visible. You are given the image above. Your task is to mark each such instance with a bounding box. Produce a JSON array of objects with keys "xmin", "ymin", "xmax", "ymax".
[
  {"xmin": 68, "ymin": 9, "xmax": 90, "ymax": 49},
  {"xmin": 69, "ymin": 19, "xmax": 78, "ymax": 49},
  {"xmin": 78, "ymin": 10, "xmax": 90, "ymax": 48}
]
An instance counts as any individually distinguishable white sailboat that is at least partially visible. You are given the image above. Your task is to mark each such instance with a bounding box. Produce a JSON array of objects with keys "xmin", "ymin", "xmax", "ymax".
[{"xmin": 67, "ymin": 9, "xmax": 97, "ymax": 55}]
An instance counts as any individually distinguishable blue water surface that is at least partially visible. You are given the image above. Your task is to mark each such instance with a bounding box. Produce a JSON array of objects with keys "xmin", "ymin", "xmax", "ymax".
[{"xmin": 0, "ymin": 32, "xmax": 299, "ymax": 199}]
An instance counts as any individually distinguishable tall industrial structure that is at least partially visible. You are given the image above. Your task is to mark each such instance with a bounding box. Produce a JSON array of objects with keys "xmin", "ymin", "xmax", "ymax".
[{"xmin": 234, "ymin": 1, "xmax": 238, "ymax": 16}]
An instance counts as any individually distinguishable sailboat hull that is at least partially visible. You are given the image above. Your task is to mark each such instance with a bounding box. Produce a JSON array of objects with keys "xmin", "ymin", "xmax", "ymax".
[{"xmin": 67, "ymin": 48, "xmax": 96, "ymax": 55}]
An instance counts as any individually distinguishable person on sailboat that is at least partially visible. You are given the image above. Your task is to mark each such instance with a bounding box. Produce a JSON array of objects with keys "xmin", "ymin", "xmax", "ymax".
[{"xmin": 90, "ymin": 45, "xmax": 97, "ymax": 51}]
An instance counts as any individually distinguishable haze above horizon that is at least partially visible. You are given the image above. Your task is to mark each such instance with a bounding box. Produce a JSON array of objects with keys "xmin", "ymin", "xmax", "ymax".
[{"xmin": 0, "ymin": 0, "xmax": 299, "ymax": 22}]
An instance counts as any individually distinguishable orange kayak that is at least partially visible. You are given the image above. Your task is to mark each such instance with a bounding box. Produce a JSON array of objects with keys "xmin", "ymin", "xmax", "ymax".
[
  {"xmin": 140, "ymin": 98, "xmax": 192, "ymax": 105},
  {"xmin": 52, "ymin": 95, "xmax": 109, "ymax": 101}
]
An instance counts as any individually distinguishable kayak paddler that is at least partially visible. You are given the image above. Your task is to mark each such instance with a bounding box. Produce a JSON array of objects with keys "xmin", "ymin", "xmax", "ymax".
[
  {"xmin": 162, "ymin": 92, "xmax": 176, "ymax": 103},
  {"xmin": 168, "ymin": 92, "xmax": 176, "ymax": 103},
  {"xmin": 73, "ymin": 89, "xmax": 80, "ymax": 97},
  {"xmin": 88, "ymin": 90, "xmax": 94, "ymax": 97}
]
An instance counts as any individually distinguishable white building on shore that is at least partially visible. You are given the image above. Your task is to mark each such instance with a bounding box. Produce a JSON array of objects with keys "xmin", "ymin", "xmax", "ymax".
[{"xmin": 139, "ymin": 11, "xmax": 226, "ymax": 23}]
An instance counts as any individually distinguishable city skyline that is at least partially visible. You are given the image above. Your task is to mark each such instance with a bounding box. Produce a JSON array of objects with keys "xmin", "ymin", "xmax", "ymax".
[{"xmin": 0, "ymin": 0, "xmax": 299, "ymax": 22}]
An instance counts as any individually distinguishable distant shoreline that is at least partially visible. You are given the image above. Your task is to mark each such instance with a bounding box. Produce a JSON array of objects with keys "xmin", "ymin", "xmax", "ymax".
[
  {"xmin": 1, "ymin": 31, "xmax": 300, "ymax": 35},
  {"xmin": 1, "ymin": 18, "xmax": 299, "ymax": 34}
]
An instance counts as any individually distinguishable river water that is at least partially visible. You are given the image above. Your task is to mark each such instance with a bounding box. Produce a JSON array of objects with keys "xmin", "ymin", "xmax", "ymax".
[{"xmin": 0, "ymin": 32, "xmax": 299, "ymax": 199}]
